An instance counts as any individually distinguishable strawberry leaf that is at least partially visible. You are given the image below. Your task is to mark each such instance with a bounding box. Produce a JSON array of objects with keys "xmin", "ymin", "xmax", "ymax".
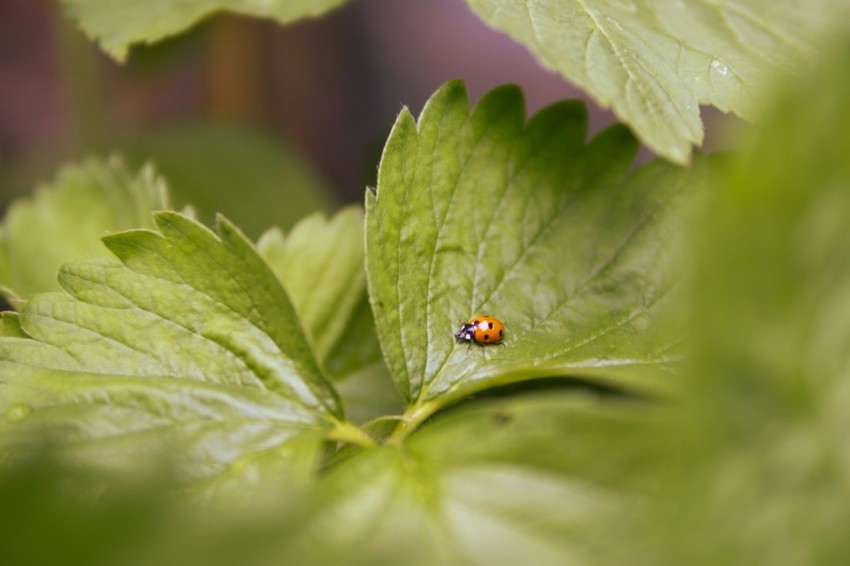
[
  {"xmin": 0, "ymin": 157, "xmax": 170, "ymax": 307},
  {"xmin": 367, "ymin": 81, "xmax": 711, "ymax": 429},
  {"xmin": 258, "ymin": 207, "xmax": 403, "ymax": 424},
  {"xmin": 463, "ymin": 0, "xmax": 850, "ymax": 163},
  {"xmin": 62, "ymin": 0, "xmax": 349, "ymax": 61},
  {"xmin": 0, "ymin": 212, "xmax": 348, "ymax": 484}
]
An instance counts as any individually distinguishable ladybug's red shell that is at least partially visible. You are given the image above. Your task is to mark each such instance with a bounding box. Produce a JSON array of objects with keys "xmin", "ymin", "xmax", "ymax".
[
  {"xmin": 454, "ymin": 316, "xmax": 505, "ymax": 349},
  {"xmin": 470, "ymin": 316, "xmax": 504, "ymax": 343}
]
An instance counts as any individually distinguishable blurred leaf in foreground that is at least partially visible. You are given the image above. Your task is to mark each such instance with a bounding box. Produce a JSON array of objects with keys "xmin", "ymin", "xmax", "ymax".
[
  {"xmin": 62, "ymin": 0, "xmax": 349, "ymax": 61},
  {"xmin": 367, "ymin": 81, "xmax": 712, "ymax": 434},
  {"xmin": 125, "ymin": 122, "xmax": 333, "ymax": 239},
  {"xmin": 611, "ymin": 39, "xmax": 850, "ymax": 565},
  {"xmin": 279, "ymin": 392, "xmax": 647, "ymax": 564},
  {"xmin": 0, "ymin": 157, "xmax": 169, "ymax": 308},
  {"xmin": 0, "ymin": 448, "xmax": 331, "ymax": 565}
]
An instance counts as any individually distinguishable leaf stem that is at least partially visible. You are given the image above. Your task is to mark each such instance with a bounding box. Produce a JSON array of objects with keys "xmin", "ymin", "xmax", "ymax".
[
  {"xmin": 388, "ymin": 400, "xmax": 442, "ymax": 444},
  {"xmin": 327, "ymin": 419, "xmax": 376, "ymax": 448}
]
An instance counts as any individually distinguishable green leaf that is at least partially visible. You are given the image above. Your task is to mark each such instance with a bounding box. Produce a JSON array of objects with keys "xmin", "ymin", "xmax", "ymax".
[
  {"xmin": 0, "ymin": 449, "xmax": 329, "ymax": 564},
  {"xmin": 283, "ymin": 393, "xmax": 641, "ymax": 563},
  {"xmin": 463, "ymin": 0, "xmax": 850, "ymax": 163},
  {"xmin": 0, "ymin": 313, "xmax": 27, "ymax": 339},
  {"xmin": 0, "ymin": 211, "xmax": 347, "ymax": 483},
  {"xmin": 257, "ymin": 207, "xmax": 365, "ymax": 363},
  {"xmin": 367, "ymin": 81, "xmax": 709, "ymax": 427},
  {"xmin": 653, "ymin": 38, "xmax": 850, "ymax": 563},
  {"xmin": 0, "ymin": 157, "xmax": 170, "ymax": 307},
  {"xmin": 582, "ymin": 39, "xmax": 850, "ymax": 565},
  {"xmin": 325, "ymin": 295, "xmax": 403, "ymax": 426},
  {"xmin": 258, "ymin": 208, "xmax": 403, "ymax": 424},
  {"xmin": 322, "ymin": 293, "xmax": 385, "ymax": 380},
  {"xmin": 125, "ymin": 122, "xmax": 334, "ymax": 239},
  {"xmin": 62, "ymin": 0, "xmax": 349, "ymax": 61}
]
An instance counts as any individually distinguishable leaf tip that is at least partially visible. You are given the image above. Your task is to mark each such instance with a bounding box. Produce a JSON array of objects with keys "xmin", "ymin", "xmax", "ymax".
[
  {"xmin": 529, "ymin": 99, "xmax": 587, "ymax": 131},
  {"xmin": 214, "ymin": 213, "xmax": 254, "ymax": 247},
  {"xmin": 396, "ymin": 106, "xmax": 416, "ymax": 127},
  {"xmin": 152, "ymin": 209, "xmax": 185, "ymax": 227},
  {"xmin": 437, "ymin": 78, "xmax": 468, "ymax": 97},
  {"xmin": 419, "ymin": 80, "xmax": 470, "ymax": 122}
]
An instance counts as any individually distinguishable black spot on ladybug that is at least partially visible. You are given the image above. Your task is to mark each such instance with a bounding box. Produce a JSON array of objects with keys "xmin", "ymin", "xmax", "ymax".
[
  {"xmin": 499, "ymin": 329, "xmax": 503, "ymax": 337},
  {"xmin": 487, "ymin": 322, "xmax": 494, "ymax": 329},
  {"xmin": 473, "ymin": 319, "xmax": 480, "ymax": 324},
  {"xmin": 483, "ymin": 334, "xmax": 489, "ymax": 340}
]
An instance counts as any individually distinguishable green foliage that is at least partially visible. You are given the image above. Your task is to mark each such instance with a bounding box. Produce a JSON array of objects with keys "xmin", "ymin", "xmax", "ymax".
[
  {"xmin": 367, "ymin": 81, "xmax": 710, "ymax": 434},
  {"xmin": 62, "ymin": 0, "xmax": 349, "ymax": 61},
  {"xmin": 289, "ymin": 392, "xmax": 647, "ymax": 564},
  {"xmin": 654, "ymin": 37, "xmax": 850, "ymax": 563},
  {"xmin": 62, "ymin": 0, "xmax": 850, "ymax": 162},
  {"xmin": 124, "ymin": 122, "xmax": 333, "ymax": 239},
  {"xmin": 0, "ymin": 211, "xmax": 350, "ymax": 487},
  {"xmin": 463, "ymin": 0, "xmax": 850, "ymax": 163},
  {"xmin": 258, "ymin": 208, "xmax": 402, "ymax": 423},
  {"xmin": 258, "ymin": 207, "xmax": 365, "ymax": 364},
  {"xmin": 3, "ymin": 8, "xmax": 850, "ymax": 558},
  {"xmin": 0, "ymin": 81, "xmax": 710, "ymax": 559},
  {"xmin": 0, "ymin": 157, "xmax": 169, "ymax": 307}
]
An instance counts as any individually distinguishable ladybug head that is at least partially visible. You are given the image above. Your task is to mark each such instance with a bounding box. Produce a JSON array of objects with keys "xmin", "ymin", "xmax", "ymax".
[{"xmin": 454, "ymin": 322, "xmax": 476, "ymax": 342}]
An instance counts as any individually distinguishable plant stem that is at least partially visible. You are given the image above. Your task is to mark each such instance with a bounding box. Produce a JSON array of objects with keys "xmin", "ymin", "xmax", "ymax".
[
  {"xmin": 328, "ymin": 419, "xmax": 375, "ymax": 448},
  {"xmin": 387, "ymin": 400, "xmax": 441, "ymax": 444}
]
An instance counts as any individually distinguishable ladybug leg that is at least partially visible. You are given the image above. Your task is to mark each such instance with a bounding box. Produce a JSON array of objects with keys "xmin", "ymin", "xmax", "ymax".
[
  {"xmin": 498, "ymin": 342, "xmax": 506, "ymax": 348},
  {"xmin": 466, "ymin": 343, "xmax": 472, "ymax": 354}
]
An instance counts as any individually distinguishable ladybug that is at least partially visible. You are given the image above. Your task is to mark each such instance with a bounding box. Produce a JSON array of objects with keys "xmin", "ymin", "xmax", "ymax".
[{"xmin": 454, "ymin": 316, "xmax": 506, "ymax": 352}]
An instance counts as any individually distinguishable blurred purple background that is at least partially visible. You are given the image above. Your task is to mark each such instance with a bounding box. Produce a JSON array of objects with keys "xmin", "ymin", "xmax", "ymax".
[{"xmin": 0, "ymin": 0, "xmax": 738, "ymax": 209}]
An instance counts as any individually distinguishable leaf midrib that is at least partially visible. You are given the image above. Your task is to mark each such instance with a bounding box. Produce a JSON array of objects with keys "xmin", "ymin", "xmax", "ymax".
[{"xmin": 422, "ymin": 101, "xmax": 488, "ymax": 398}]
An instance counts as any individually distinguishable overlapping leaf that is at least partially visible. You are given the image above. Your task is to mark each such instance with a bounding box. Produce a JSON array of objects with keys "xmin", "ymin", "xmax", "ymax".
[
  {"xmin": 648, "ymin": 37, "xmax": 850, "ymax": 563},
  {"xmin": 0, "ymin": 157, "xmax": 170, "ymax": 307},
  {"xmin": 62, "ymin": 0, "xmax": 349, "ymax": 61},
  {"xmin": 258, "ymin": 207, "xmax": 367, "ymax": 364},
  {"xmin": 0, "ymin": 212, "xmax": 344, "ymax": 483},
  {"xmin": 464, "ymin": 0, "xmax": 850, "ymax": 163},
  {"xmin": 367, "ymin": 81, "xmax": 711, "ymax": 423},
  {"xmin": 258, "ymin": 208, "xmax": 402, "ymax": 424},
  {"xmin": 278, "ymin": 392, "xmax": 644, "ymax": 564}
]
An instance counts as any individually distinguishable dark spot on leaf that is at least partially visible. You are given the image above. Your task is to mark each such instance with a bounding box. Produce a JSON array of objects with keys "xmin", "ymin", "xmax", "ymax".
[
  {"xmin": 492, "ymin": 411, "xmax": 514, "ymax": 427},
  {"xmin": 488, "ymin": 322, "xmax": 494, "ymax": 329}
]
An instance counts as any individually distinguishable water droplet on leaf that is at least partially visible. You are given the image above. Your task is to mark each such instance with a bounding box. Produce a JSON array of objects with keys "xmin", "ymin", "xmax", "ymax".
[
  {"xmin": 6, "ymin": 403, "xmax": 32, "ymax": 423},
  {"xmin": 711, "ymin": 59, "xmax": 730, "ymax": 77}
]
